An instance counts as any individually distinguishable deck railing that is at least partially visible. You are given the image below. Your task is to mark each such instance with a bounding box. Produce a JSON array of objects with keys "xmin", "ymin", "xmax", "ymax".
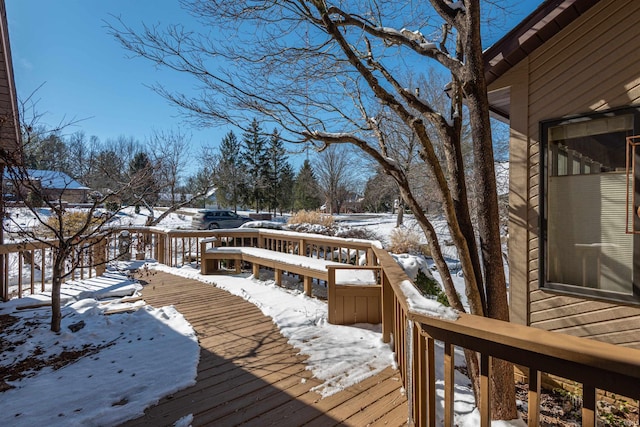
[
  {"xmin": 1, "ymin": 226, "xmax": 638, "ymax": 426},
  {"xmin": 0, "ymin": 236, "xmax": 106, "ymax": 300},
  {"xmin": 106, "ymin": 227, "xmax": 215, "ymax": 267},
  {"xmin": 373, "ymin": 246, "xmax": 640, "ymax": 426}
]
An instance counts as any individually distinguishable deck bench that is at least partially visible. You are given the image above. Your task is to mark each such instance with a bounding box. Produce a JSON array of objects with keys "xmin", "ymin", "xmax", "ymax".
[
  {"xmin": 202, "ymin": 246, "xmax": 374, "ymax": 289},
  {"xmin": 200, "ymin": 236, "xmax": 382, "ymax": 325}
]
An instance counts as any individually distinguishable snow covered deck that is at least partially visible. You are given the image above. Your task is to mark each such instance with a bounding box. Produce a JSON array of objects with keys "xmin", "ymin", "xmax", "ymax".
[{"xmin": 120, "ymin": 270, "xmax": 407, "ymax": 426}]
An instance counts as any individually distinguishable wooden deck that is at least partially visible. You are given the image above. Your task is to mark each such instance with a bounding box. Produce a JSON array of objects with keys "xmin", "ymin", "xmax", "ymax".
[{"xmin": 120, "ymin": 271, "xmax": 408, "ymax": 426}]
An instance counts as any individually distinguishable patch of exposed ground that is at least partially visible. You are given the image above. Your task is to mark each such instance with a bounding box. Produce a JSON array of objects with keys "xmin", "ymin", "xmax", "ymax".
[
  {"xmin": 0, "ymin": 313, "xmax": 110, "ymax": 392},
  {"xmin": 515, "ymin": 382, "xmax": 639, "ymax": 426}
]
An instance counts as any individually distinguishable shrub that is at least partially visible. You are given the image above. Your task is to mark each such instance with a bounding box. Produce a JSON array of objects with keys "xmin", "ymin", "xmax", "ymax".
[
  {"xmin": 39, "ymin": 211, "xmax": 101, "ymax": 238},
  {"xmin": 287, "ymin": 210, "xmax": 380, "ymax": 241},
  {"xmin": 414, "ymin": 270, "xmax": 450, "ymax": 307},
  {"xmin": 388, "ymin": 227, "xmax": 423, "ymax": 254},
  {"xmin": 105, "ymin": 201, "xmax": 120, "ymax": 212},
  {"xmin": 288, "ymin": 210, "xmax": 334, "ymax": 227},
  {"xmin": 26, "ymin": 191, "xmax": 43, "ymax": 208}
]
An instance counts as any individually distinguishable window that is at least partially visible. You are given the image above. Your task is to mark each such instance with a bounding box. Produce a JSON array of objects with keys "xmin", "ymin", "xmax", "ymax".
[{"xmin": 541, "ymin": 108, "xmax": 640, "ymax": 303}]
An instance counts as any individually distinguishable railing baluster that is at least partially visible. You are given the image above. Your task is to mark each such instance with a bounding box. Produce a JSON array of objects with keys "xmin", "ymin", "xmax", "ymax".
[
  {"xmin": 40, "ymin": 248, "xmax": 45, "ymax": 291},
  {"xmin": 80, "ymin": 247, "xmax": 85, "ymax": 280},
  {"xmin": 4, "ymin": 253, "xmax": 8, "ymax": 296},
  {"xmin": 582, "ymin": 384, "xmax": 596, "ymax": 426},
  {"xmin": 30, "ymin": 250, "xmax": 35, "ymax": 294},
  {"xmin": 444, "ymin": 342, "xmax": 454, "ymax": 427},
  {"xmin": 528, "ymin": 368, "xmax": 541, "ymax": 426},
  {"xmin": 18, "ymin": 251, "xmax": 23, "ymax": 296},
  {"xmin": 480, "ymin": 354, "xmax": 491, "ymax": 427},
  {"xmin": 425, "ymin": 334, "xmax": 436, "ymax": 427},
  {"xmin": 412, "ymin": 324, "xmax": 427, "ymax": 426}
]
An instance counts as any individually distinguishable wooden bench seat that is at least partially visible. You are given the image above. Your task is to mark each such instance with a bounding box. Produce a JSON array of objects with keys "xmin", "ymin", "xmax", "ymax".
[
  {"xmin": 202, "ymin": 246, "xmax": 376, "ymax": 289},
  {"xmin": 200, "ymin": 240, "xmax": 382, "ymax": 325}
]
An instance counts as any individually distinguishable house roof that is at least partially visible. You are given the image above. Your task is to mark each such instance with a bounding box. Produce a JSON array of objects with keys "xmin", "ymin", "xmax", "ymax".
[
  {"xmin": 484, "ymin": 0, "xmax": 601, "ymax": 120},
  {"xmin": 22, "ymin": 169, "xmax": 90, "ymax": 191},
  {"xmin": 0, "ymin": 0, "xmax": 20, "ymax": 160}
]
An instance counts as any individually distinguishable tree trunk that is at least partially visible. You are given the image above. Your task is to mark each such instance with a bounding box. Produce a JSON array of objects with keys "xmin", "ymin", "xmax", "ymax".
[
  {"xmin": 395, "ymin": 197, "xmax": 404, "ymax": 227},
  {"xmin": 50, "ymin": 255, "xmax": 66, "ymax": 332},
  {"xmin": 463, "ymin": 0, "xmax": 517, "ymax": 416}
]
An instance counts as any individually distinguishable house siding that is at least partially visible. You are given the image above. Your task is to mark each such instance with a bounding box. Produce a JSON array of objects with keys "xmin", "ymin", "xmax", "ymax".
[
  {"xmin": 0, "ymin": 0, "xmax": 19, "ymax": 156},
  {"xmin": 492, "ymin": 0, "xmax": 640, "ymax": 348}
]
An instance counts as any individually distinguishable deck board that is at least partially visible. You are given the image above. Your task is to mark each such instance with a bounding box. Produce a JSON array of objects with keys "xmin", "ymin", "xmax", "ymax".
[{"xmin": 119, "ymin": 271, "xmax": 408, "ymax": 426}]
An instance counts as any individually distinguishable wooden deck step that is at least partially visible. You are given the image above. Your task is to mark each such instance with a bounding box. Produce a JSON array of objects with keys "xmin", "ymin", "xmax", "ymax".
[{"xmin": 119, "ymin": 271, "xmax": 407, "ymax": 426}]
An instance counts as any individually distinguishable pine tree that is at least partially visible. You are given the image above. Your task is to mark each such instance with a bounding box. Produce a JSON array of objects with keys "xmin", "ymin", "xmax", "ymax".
[
  {"xmin": 277, "ymin": 162, "xmax": 296, "ymax": 215},
  {"xmin": 128, "ymin": 151, "xmax": 158, "ymax": 206},
  {"xmin": 265, "ymin": 129, "xmax": 288, "ymax": 215},
  {"xmin": 215, "ymin": 131, "xmax": 244, "ymax": 212},
  {"xmin": 241, "ymin": 119, "xmax": 269, "ymax": 212},
  {"xmin": 294, "ymin": 159, "xmax": 322, "ymax": 211}
]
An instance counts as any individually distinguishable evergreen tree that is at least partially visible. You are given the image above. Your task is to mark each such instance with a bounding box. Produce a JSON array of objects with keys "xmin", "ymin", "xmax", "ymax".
[
  {"xmin": 265, "ymin": 129, "xmax": 288, "ymax": 215},
  {"xmin": 293, "ymin": 159, "xmax": 321, "ymax": 211},
  {"xmin": 277, "ymin": 162, "xmax": 295, "ymax": 215},
  {"xmin": 241, "ymin": 119, "xmax": 269, "ymax": 212},
  {"xmin": 185, "ymin": 168, "xmax": 213, "ymax": 208},
  {"xmin": 127, "ymin": 151, "xmax": 158, "ymax": 206},
  {"xmin": 215, "ymin": 131, "xmax": 244, "ymax": 212}
]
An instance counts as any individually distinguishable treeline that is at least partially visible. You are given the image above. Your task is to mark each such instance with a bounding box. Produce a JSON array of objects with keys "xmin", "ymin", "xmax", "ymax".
[
  {"xmin": 214, "ymin": 119, "xmax": 324, "ymax": 214},
  {"xmin": 18, "ymin": 119, "xmax": 332, "ymax": 214}
]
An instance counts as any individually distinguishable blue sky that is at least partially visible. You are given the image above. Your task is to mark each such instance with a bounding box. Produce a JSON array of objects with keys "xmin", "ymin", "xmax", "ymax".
[{"xmin": 6, "ymin": 1, "xmax": 543, "ymax": 175}]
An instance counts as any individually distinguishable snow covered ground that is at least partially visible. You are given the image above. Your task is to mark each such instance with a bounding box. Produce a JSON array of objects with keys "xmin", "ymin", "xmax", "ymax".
[{"xmin": 0, "ymin": 208, "xmax": 525, "ymax": 426}]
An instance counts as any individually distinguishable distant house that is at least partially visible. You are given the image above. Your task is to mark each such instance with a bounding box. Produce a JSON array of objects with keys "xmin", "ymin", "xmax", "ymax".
[
  {"xmin": 156, "ymin": 192, "xmax": 192, "ymax": 207},
  {"xmin": 4, "ymin": 169, "xmax": 91, "ymax": 204},
  {"xmin": 485, "ymin": 0, "xmax": 640, "ymax": 349}
]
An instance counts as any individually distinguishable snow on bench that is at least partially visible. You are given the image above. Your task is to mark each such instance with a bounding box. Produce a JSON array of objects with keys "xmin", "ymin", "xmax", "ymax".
[{"xmin": 201, "ymin": 246, "xmax": 378, "ymax": 295}]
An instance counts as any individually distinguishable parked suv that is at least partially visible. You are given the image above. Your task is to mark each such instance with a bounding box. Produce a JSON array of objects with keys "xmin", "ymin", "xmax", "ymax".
[{"xmin": 192, "ymin": 209, "xmax": 252, "ymax": 229}]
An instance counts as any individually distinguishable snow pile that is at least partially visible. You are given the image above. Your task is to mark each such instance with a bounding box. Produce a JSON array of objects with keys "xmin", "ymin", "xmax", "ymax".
[
  {"xmin": 400, "ymin": 279, "xmax": 458, "ymax": 320},
  {"xmin": 240, "ymin": 220, "xmax": 285, "ymax": 230},
  {"xmin": 391, "ymin": 252, "xmax": 433, "ymax": 280}
]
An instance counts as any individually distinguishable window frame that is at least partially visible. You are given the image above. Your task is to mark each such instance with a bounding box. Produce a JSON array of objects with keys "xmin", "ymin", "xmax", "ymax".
[{"xmin": 539, "ymin": 106, "xmax": 640, "ymax": 305}]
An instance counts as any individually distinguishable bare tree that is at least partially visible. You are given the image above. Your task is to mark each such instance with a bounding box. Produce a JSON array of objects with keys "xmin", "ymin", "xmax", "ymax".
[
  {"xmin": 148, "ymin": 129, "xmax": 189, "ymax": 205},
  {"xmin": 313, "ymin": 145, "xmax": 356, "ymax": 214},
  {"xmin": 1, "ymin": 103, "xmax": 141, "ymax": 332},
  {"xmin": 110, "ymin": 0, "xmax": 517, "ymax": 418}
]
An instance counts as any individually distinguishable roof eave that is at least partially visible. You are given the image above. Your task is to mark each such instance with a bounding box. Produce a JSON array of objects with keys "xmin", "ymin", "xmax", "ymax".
[
  {"xmin": 483, "ymin": 0, "xmax": 602, "ymax": 119},
  {"xmin": 0, "ymin": 0, "xmax": 21, "ymax": 165}
]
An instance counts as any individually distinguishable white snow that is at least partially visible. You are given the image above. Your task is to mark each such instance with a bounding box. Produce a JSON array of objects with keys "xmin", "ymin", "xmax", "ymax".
[{"xmin": 400, "ymin": 279, "xmax": 459, "ymax": 320}]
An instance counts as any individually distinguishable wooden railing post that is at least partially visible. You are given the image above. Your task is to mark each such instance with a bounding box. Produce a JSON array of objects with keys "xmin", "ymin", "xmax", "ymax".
[
  {"xmin": 157, "ymin": 234, "xmax": 166, "ymax": 265},
  {"xmin": 327, "ymin": 266, "xmax": 336, "ymax": 324},
  {"xmin": 381, "ymin": 272, "xmax": 393, "ymax": 343}
]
